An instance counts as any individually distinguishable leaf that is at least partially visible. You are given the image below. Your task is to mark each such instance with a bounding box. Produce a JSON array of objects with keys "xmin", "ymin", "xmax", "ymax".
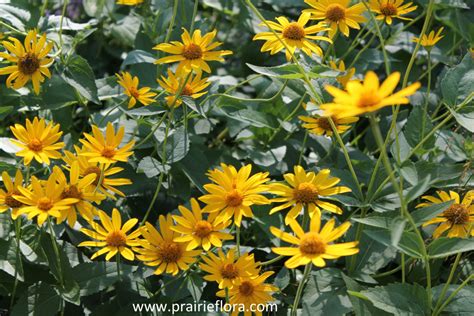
[
  {"xmin": 0, "ymin": 137, "xmax": 20, "ymax": 154},
  {"xmin": 441, "ymin": 53, "xmax": 474, "ymax": 106},
  {"xmin": 410, "ymin": 201, "xmax": 453, "ymax": 226},
  {"xmin": 137, "ymin": 156, "xmax": 170, "ymax": 178},
  {"xmin": 364, "ymin": 228, "xmax": 424, "ymax": 258},
  {"xmin": 11, "ymin": 282, "xmax": 61, "ymax": 316},
  {"xmin": 432, "ymin": 285, "xmax": 474, "ymax": 314},
  {"xmin": 228, "ymin": 109, "xmax": 272, "ymax": 128},
  {"xmin": 0, "ymin": 238, "xmax": 24, "ymax": 281},
  {"xmin": 160, "ymin": 127, "xmax": 190, "ymax": 164},
  {"xmin": 450, "ymin": 106, "xmax": 474, "ymax": 133},
  {"xmin": 187, "ymin": 273, "xmax": 204, "ymax": 302},
  {"xmin": 352, "ymin": 231, "xmax": 397, "ymax": 276},
  {"xmin": 122, "ymin": 50, "xmax": 156, "ymax": 67},
  {"xmin": 110, "ymin": 15, "xmax": 141, "ymax": 47},
  {"xmin": 60, "ymin": 55, "xmax": 99, "ymax": 104},
  {"xmin": 343, "ymin": 274, "xmax": 392, "ymax": 316},
  {"xmin": 428, "ymin": 238, "xmax": 474, "ymax": 259},
  {"xmin": 403, "ymin": 106, "xmax": 435, "ymax": 150},
  {"xmin": 0, "ymin": 4, "xmax": 30, "ymax": 31},
  {"xmin": 274, "ymin": 268, "xmax": 290, "ymax": 290},
  {"xmin": 0, "ymin": 106, "xmax": 13, "ymax": 119},
  {"xmin": 247, "ymin": 63, "xmax": 307, "ymax": 79}
]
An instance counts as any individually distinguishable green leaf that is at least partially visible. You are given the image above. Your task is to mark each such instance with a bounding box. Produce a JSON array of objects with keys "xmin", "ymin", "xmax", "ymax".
[
  {"xmin": 160, "ymin": 127, "xmax": 190, "ymax": 164},
  {"xmin": 60, "ymin": 55, "xmax": 99, "ymax": 104},
  {"xmin": 364, "ymin": 228, "xmax": 424, "ymax": 258},
  {"xmin": 450, "ymin": 106, "xmax": 474, "ymax": 133},
  {"xmin": 410, "ymin": 201, "xmax": 453, "ymax": 226},
  {"xmin": 137, "ymin": 156, "xmax": 170, "ymax": 178},
  {"xmin": 441, "ymin": 53, "xmax": 474, "ymax": 106},
  {"xmin": 187, "ymin": 273, "xmax": 204, "ymax": 302},
  {"xmin": 428, "ymin": 238, "xmax": 474, "ymax": 259},
  {"xmin": 0, "ymin": 106, "xmax": 13, "ymax": 119},
  {"xmin": 228, "ymin": 109, "xmax": 272, "ymax": 128},
  {"xmin": 11, "ymin": 282, "xmax": 61, "ymax": 316},
  {"xmin": 110, "ymin": 15, "xmax": 141, "ymax": 47},
  {"xmin": 432, "ymin": 285, "xmax": 474, "ymax": 314},
  {"xmin": 0, "ymin": 4, "xmax": 30, "ymax": 31},
  {"xmin": 122, "ymin": 50, "xmax": 156, "ymax": 67},
  {"xmin": 0, "ymin": 238, "xmax": 23, "ymax": 281},
  {"xmin": 343, "ymin": 274, "xmax": 392, "ymax": 316},
  {"xmin": 403, "ymin": 106, "xmax": 435, "ymax": 150},
  {"xmin": 247, "ymin": 63, "xmax": 307, "ymax": 79}
]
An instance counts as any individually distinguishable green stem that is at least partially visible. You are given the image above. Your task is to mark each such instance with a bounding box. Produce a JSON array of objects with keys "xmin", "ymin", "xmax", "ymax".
[
  {"xmin": 260, "ymin": 255, "xmax": 284, "ymax": 266},
  {"xmin": 297, "ymin": 131, "xmax": 308, "ymax": 166},
  {"xmin": 40, "ymin": 0, "xmax": 49, "ymax": 16},
  {"xmin": 236, "ymin": 226, "xmax": 241, "ymax": 257},
  {"xmin": 291, "ymin": 264, "xmax": 311, "ymax": 316},
  {"xmin": 9, "ymin": 219, "xmax": 21, "ymax": 310},
  {"xmin": 433, "ymin": 253, "xmax": 462, "ymax": 312},
  {"xmin": 189, "ymin": 0, "xmax": 199, "ymax": 32},
  {"xmin": 116, "ymin": 253, "xmax": 121, "ymax": 281},
  {"xmin": 433, "ymin": 274, "xmax": 474, "ymax": 316}
]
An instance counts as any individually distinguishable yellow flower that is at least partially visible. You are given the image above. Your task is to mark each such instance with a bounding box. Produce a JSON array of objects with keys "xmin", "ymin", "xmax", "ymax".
[
  {"xmin": 154, "ymin": 28, "xmax": 232, "ymax": 75},
  {"xmin": 320, "ymin": 71, "xmax": 421, "ymax": 118},
  {"xmin": 0, "ymin": 29, "xmax": 54, "ymax": 94},
  {"xmin": 368, "ymin": 0, "xmax": 417, "ymax": 25},
  {"xmin": 116, "ymin": 0, "xmax": 143, "ymax": 5},
  {"xmin": 200, "ymin": 248, "xmax": 260, "ymax": 289},
  {"xmin": 157, "ymin": 69, "xmax": 210, "ymax": 107},
  {"xmin": 14, "ymin": 172, "xmax": 78, "ymax": 226},
  {"xmin": 271, "ymin": 212, "xmax": 359, "ymax": 268},
  {"xmin": 171, "ymin": 198, "xmax": 233, "ymax": 251},
  {"xmin": 63, "ymin": 146, "xmax": 132, "ymax": 198},
  {"xmin": 417, "ymin": 191, "xmax": 474, "ymax": 239},
  {"xmin": 79, "ymin": 208, "xmax": 142, "ymax": 261},
  {"xmin": 269, "ymin": 166, "xmax": 351, "ymax": 225},
  {"xmin": 216, "ymin": 271, "xmax": 278, "ymax": 315},
  {"xmin": 0, "ymin": 170, "xmax": 25, "ymax": 220},
  {"xmin": 116, "ymin": 72, "xmax": 157, "ymax": 108},
  {"xmin": 79, "ymin": 122, "xmax": 135, "ymax": 164},
  {"xmin": 299, "ymin": 115, "xmax": 359, "ymax": 137},
  {"xmin": 10, "ymin": 117, "xmax": 64, "ymax": 166},
  {"xmin": 253, "ymin": 12, "xmax": 332, "ymax": 61},
  {"xmin": 329, "ymin": 59, "xmax": 355, "ymax": 87},
  {"xmin": 412, "ymin": 27, "xmax": 444, "ymax": 49},
  {"xmin": 199, "ymin": 163, "xmax": 270, "ymax": 227},
  {"xmin": 303, "ymin": 0, "xmax": 366, "ymax": 37},
  {"xmin": 135, "ymin": 215, "xmax": 201, "ymax": 275},
  {"xmin": 54, "ymin": 163, "xmax": 105, "ymax": 227}
]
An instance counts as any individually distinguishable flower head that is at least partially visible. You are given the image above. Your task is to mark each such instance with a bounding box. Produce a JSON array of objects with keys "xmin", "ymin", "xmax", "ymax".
[
  {"xmin": 199, "ymin": 163, "xmax": 270, "ymax": 227},
  {"xmin": 135, "ymin": 215, "xmax": 201, "ymax": 275},
  {"xmin": 0, "ymin": 29, "xmax": 54, "ymax": 94},
  {"xmin": 116, "ymin": 0, "xmax": 143, "ymax": 5},
  {"xmin": 157, "ymin": 69, "xmax": 210, "ymax": 107},
  {"xmin": 171, "ymin": 198, "xmax": 233, "ymax": 251},
  {"xmin": 417, "ymin": 191, "xmax": 474, "ymax": 238},
  {"xmin": 10, "ymin": 117, "xmax": 64, "ymax": 166},
  {"xmin": 79, "ymin": 208, "xmax": 142, "ymax": 261},
  {"xmin": 200, "ymin": 248, "xmax": 260, "ymax": 289},
  {"xmin": 0, "ymin": 170, "xmax": 25, "ymax": 219},
  {"xmin": 253, "ymin": 12, "xmax": 331, "ymax": 61},
  {"xmin": 154, "ymin": 28, "xmax": 232, "ymax": 75},
  {"xmin": 271, "ymin": 212, "xmax": 359, "ymax": 268},
  {"xmin": 329, "ymin": 59, "xmax": 355, "ymax": 87},
  {"xmin": 369, "ymin": 0, "xmax": 417, "ymax": 25},
  {"xmin": 412, "ymin": 27, "xmax": 444, "ymax": 50},
  {"xmin": 116, "ymin": 72, "xmax": 156, "ymax": 108},
  {"xmin": 299, "ymin": 115, "xmax": 358, "ymax": 137},
  {"xmin": 269, "ymin": 166, "xmax": 351, "ymax": 225},
  {"xmin": 320, "ymin": 71, "xmax": 420, "ymax": 118},
  {"xmin": 303, "ymin": 0, "xmax": 366, "ymax": 37}
]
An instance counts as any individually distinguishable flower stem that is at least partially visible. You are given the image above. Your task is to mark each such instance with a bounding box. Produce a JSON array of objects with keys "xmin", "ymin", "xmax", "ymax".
[
  {"xmin": 116, "ymin": 253, "xmax": 121, "ymax": 281},
  {"xmin": 291, "ymin": 264, "xmax": 311, "ymax": 316},
  {"xmin": 260, "ymin": 255, "xmax": 284, "ymax": 266},
  {"xmin": 9, "ymin": 218, "xmax": 21, "ymax": 310},
  {"xmin": 433, "ymin": 274, "xmax": 474, "ymax": 316},
  {"xmin": 433, "ymin": 253, "xmax": 462, "ymax": 312},
  {"xmin": 236, "ymin": 226, "xmax": 241, "ymax": 257}
]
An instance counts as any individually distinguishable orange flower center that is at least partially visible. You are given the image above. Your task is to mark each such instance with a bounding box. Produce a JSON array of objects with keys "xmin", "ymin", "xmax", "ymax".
[
  {"xmin": 220, "ymin": 263, "xmax": 239, "ymax": 279},
  {"xmin": 326, "ymin": 4, "xmax": 346, "ymax": 22},
  {"xmin": 357, "ymin": 91, "xmax": 382, "ymax": 108},
  {"xmin": 27, "ymin": 139, "xmax": 43, "ymax": 152},
  {"xmin": 4, "ymin": 191, "xmax": 23, "ymax": 208},
  {"xmin": 37, "ymin": 197, "xmax": 53, "ymax": 211},
  {"xmin": 282, "ymin": 23, "xmax": 305, "ymax": 41},
  {"xmin": 129, "ymin": 86, "xmax": 140, "ymax": 99},
  {"xmin": 181, "ymin": 84, "xmax": 193, "ymax": 96},
  {"xmin": 19, "ymin": 53, "xmax": 40, "ymax": 75},
  {"xmin": 101, "ymin": 146, "xmax": 116, "ymax": 159},
  {"xmin": 61, "ymin": 185, "xmax": 82, "ymax": 200},
  {"xmin": 182, "ymin": 43, "xmax": 203, "ymax": 60},
  {"xmin": 380, "ymin": 3, "xmax": 397, "ymax": 16},
  {"xmin": 84, "ymin": 166, "xmax": 102, "ymax": 186},
  {"xmin": 317, "ymin": 117, "xmax": 334, "ymax": 131},
  {"xmin": 443, "ymin": 204, "xmax": 469, "ymax": 225},
  {"xmin": 158, "ymin": 242, "xmax": 183, "ymax": 263},
  {"xmin": 193, "ymin": 220, "xmax": 213, "ymax": 238},
  {"xmin": 299, "ymin": 233, "xmax": 326, "ymax": 255},
  {"xmin": 293, "ymin": 182, "xmax": 319, "ymax": 204},
  {"xmin": 238, "ymin": 281, "xmax": 255, "ymax": 297},
  {"xmin": 106, "ymin": 231, "xmax": 127, "ymax": 247},
  {"xmin": 226, "ymin": 189, "xmax": 244, "ymax": 207}
]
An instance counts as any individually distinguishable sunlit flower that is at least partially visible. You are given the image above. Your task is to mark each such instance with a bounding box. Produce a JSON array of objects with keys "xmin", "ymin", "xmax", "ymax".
[
  {"xmin": 157, "ymin": 69, "xmax": 210, "ymax": 107},
  {"xmin": 329, "ymin": 59, "xmax": 355, "ymax": 87},
  {"xmin": 368, "ymin": 0, "xmax": 417, "ymax": 25},
  {"xmin": 320, "ymin": 71, "xmax": 420, "ymax": 118},
  {"xmin": 216, "ymin": 271, "xmax": 278, "ymax": 315},
  {"xmin": 271, "ymin": 212, "xmax": 358, "ymax": 268},
  {"xmin": 171, "ymin": 198, "xmax": 233, "ymax": 251},
  {"xmin": 0, "ymin": 170, "xmax": 25, "ymax": 220},
  {"xmin": 303, "ymin": 0, "xmax": 366, "ymax": 37},
  {"xmin": 0, "ymin": 29, "xmax": 54, "ymax": 94},
  {"xmin": 116, "ymin": 0, "xmax": 143, "ymax": 5},
  {"xmin": 417, "ymin": 191, "xmax": 474, "ymax": 238},
  {"xmin": 200, "ymin": 248, "xmax": 260, "ymax": 289},
  {"xmin": 79, "ymin": 122, "xmax": 134, "ymax": 164},
  {"xmin": 412, "ymin": 27, "xmax": 444, "ymax": 49},
  {"xmin": 10, "ymin": 117, "xmax": 64, "ymax": 166},
  {"xmin": 116, "ymin": 72, "xmax": 157, "ymax": 108},
  {"xmin": 79, "ymin": 208, "xmax": 142, "ymax": 261},
  {"xmin": 135, "ymin": 215, "xmax": 201, "ymax": 275},
  {"xmin": 154, "ymin": 28, "xmax": 232, "ymax": 75},
  {"xmin": 253, "ymin": 12, "xmax": 331, "ymax": 61},
  {"xmin": 299, "ymin": 115, "xmax": 358, "ymax": 137},
  {"xmin": 269, "ymin": 166, "xmax": 350, "ymax": 225},
  {"xmin": 199, "ymin": 163, "xmax": 270, "ymax": 227}
]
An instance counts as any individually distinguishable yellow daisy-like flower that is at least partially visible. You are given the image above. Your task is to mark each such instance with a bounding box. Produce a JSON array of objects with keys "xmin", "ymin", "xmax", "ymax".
[
  {"xmin": 269, "ymin": 166, "xmax": 351, "ymax": 225},
  {"xmin": 0, "ymin": 29, "xmax": 54, "ymax": 94},
  {"xmin": 199, "ymin": 163, "xmax": 271, "ymax": 227},
  {"xmin": 253, "ymin": 12, "xmax": 332, "ymax": 61},
  {"xmin": 368, "ymin": 0, "xmax": 417, "ymax": 25},
  {"xmin": 54, "ymin": 163, "xmax": 105, "ymax": 227},
  {"xmin": 329, "ymin": 60, "xmax": 355, "ymax": 87},
  {"xmin": 299, "ymin": 115, "xmax": 359, "ymax": 137},
  {"xmin": 79, "ymin": 122, "xmax": 135, "ymax": 164},
  {"xmin": 417, "ymin": 191, "xmax": 474, "ymax": 239},
  {"xmin": 116, "ymin": 0, "xmax": 143, "ymax": 5},
  {"xmin": 271, "ymin": 212, "xmax": 359, "ymax": 268},
  {"xmin": 412, "ymin": 27, "xmax": 444, "ymax": 49},
  {"xmin": 14, "ymin": 172, "xmax": 78, "ymax": 226},
  {"xmin": 216, "ymin": 271, "xmax": 278, "ymax": 316},
  {"xmin": 157, "ymin": 69, "xmax": 210, "ymax": 107},
  {"xmin": 171, "ymin": 198, "xmax": 233, "ymax": 251},
  {"xmin": 0, "ymin": 170, "xmax": 25, "ymax": 220},
  {"xmin": 154, "ymin": 28, "xmax": 232, "ymax": 75},
  {"xmin": 135, "ymin": 215, "xmax": 201, "ymax": 275},
  {"xmin": 320, "ymin": 71, "xmax": 421, "ymax": 118},
  {"xmin": 10, "ymin": 117, "xmax": 64, "ymax": 166},
  {"xmin": 200, "ymin": 248, "xmax": 260, "ymax": 289},
  {"xmin": 79, "ymin": 208, "xmax": 142, "ymax": 261},
  {"xmin": 116, "ymin": 71, "xmax": 156, "ymax": 108},
  {"xmin": 303, "ymin": 0, "xmax": 366, "ymax": 37}
]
